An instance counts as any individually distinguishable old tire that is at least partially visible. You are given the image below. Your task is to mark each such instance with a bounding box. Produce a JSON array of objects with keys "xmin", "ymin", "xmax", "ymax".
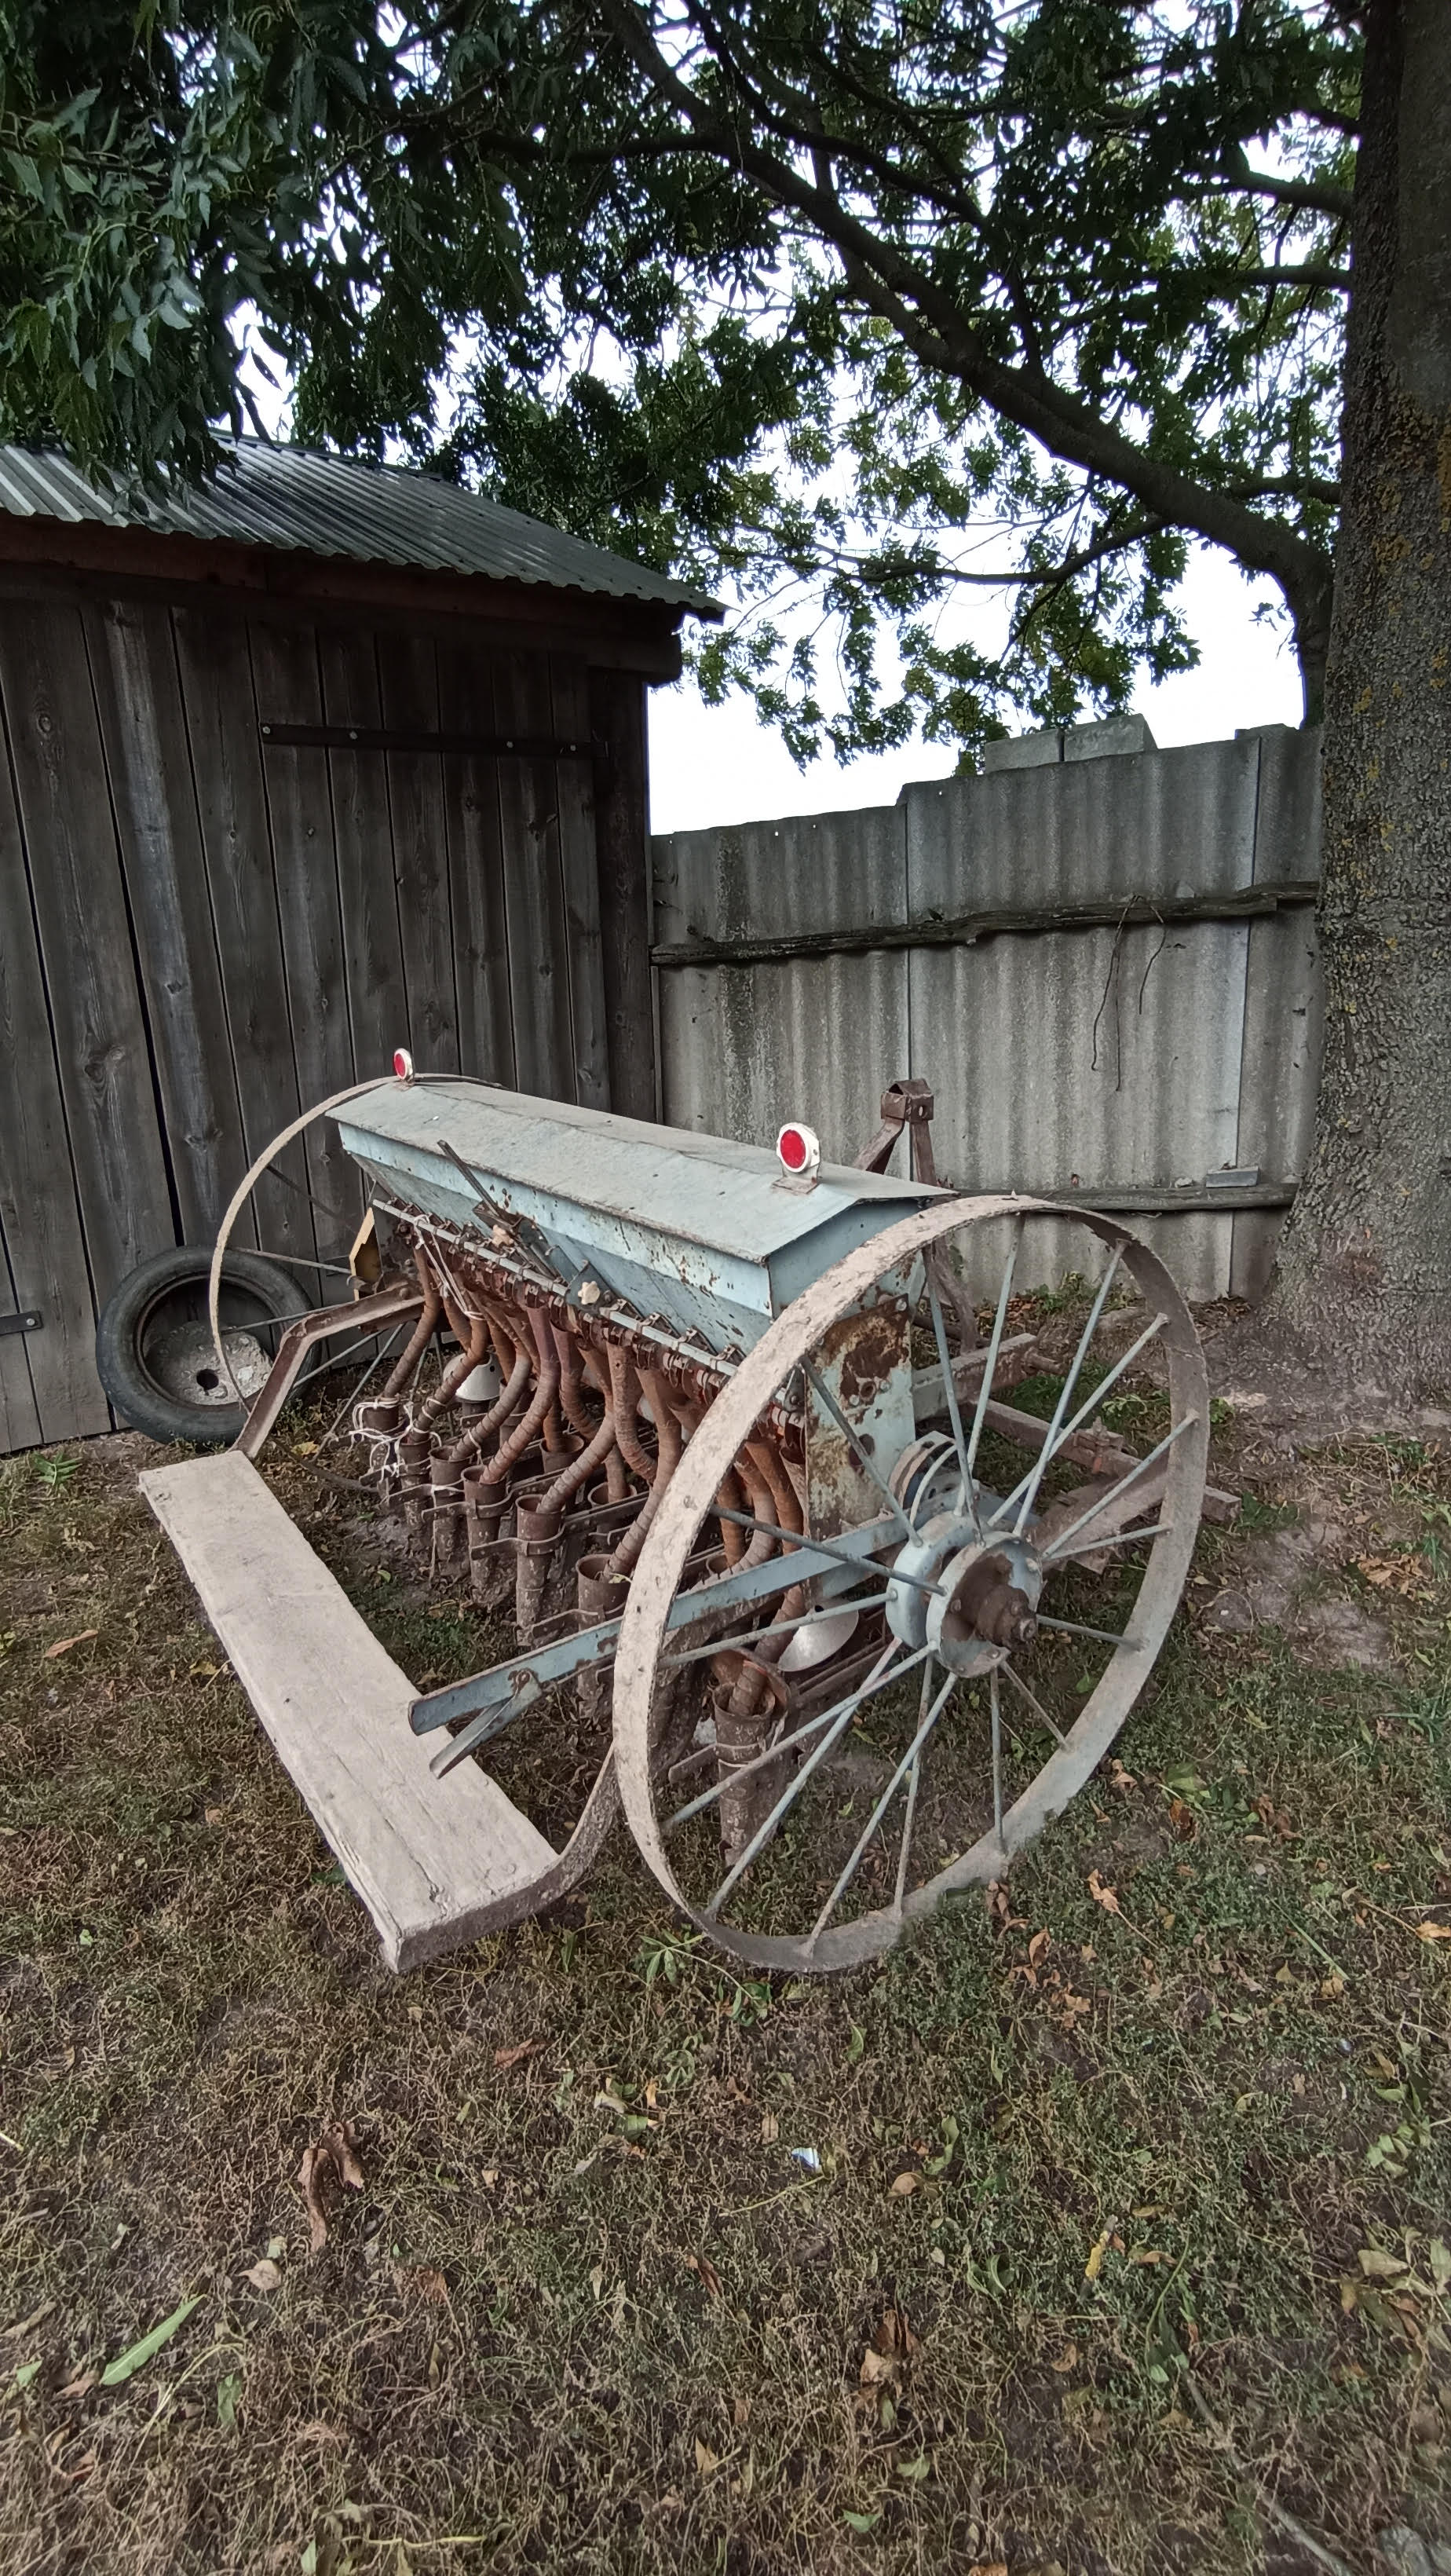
[{"xmin": 96, "ymin": 1247, "xmax": 305, "ymax": 1447}]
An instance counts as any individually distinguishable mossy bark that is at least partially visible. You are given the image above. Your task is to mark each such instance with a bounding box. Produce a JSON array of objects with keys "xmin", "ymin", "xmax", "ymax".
[{"xmin": 1270, "ymin": 0, "xmax": 1451, "ymax": 1395}]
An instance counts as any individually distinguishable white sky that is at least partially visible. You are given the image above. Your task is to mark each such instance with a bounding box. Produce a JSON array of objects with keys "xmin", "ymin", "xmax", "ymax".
[{"xmin": 647, "ymin": 542, "xmax": 1306, "ymax": 836}]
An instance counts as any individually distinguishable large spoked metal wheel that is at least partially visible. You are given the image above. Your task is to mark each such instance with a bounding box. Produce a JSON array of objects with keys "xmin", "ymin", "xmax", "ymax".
[{"xmin": 612, "ymin": 1195, "xmax": 1208, "ymax": 1974}]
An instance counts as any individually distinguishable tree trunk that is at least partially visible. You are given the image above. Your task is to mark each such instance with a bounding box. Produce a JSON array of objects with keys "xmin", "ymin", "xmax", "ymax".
[{"xmin": 1268, "ymin": 0, "xmax": 1451, "ymax": 1397}]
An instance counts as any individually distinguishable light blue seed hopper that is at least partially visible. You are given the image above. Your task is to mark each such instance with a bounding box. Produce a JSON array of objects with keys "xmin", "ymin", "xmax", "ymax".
[{"xmin": 336, "ymin": 1081, "xmax": 943, "ymax": 1352}]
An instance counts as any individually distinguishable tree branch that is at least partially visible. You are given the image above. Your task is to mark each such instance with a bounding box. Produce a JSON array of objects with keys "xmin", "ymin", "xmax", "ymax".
[
  {"xmin": 1162, "ymin": 262, "xmax": 1350, "ymax": 292},
  {"xmin": 597, "ymin": 9, "xmax": 1332, "ymax": 617},
  {"xmin": 1219, "ymin": 145, "xmax": 1355, "ymax": 222}
]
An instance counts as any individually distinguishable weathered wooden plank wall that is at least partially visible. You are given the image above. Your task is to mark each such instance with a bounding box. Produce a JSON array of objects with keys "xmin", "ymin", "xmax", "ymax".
[
  {"xmin": 653, "ymin": 726, "xmax": 1324, "ymax": 1304},
  {"xmin": 0, "ymin": 584, "xmax": 649, "ymax": 1451}
]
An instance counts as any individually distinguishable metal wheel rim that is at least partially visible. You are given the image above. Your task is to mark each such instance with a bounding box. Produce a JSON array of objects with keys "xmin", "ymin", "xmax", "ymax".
[{"xmin": 612, "ymin": 1194, "xmax": 1209, "ymax": 1974}]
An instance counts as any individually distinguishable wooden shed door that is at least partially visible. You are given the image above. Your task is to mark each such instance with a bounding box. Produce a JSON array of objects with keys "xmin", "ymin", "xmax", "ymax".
[{"xmin": 0, "ymin": 591, "xmax": 619, "ymax": 1453}]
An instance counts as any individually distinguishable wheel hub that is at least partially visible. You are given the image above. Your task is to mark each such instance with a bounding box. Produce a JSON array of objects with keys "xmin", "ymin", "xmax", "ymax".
[
  {"xmin": 927, "ymin": 1532, "xmax": 1042, "ymax": 1673},
  {"xmin": 885, "ymin": 1507, "xmax": 1043, "ymax": 1673}
]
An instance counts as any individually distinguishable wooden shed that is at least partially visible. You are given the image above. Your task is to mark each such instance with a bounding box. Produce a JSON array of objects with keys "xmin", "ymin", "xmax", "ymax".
[{"xmin": 0, "ymin": 439, "xmax": 715, "ymax": 1453}]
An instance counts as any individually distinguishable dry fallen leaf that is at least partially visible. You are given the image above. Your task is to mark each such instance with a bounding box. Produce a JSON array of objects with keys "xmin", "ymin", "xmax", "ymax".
[
  {"xmin": 859, "ymin": 2345, "xmax": 897, "ymax": 2385},
  {"xmin": 760, "ymin": 2111, "xmax": 780, "ymax": 2143},
  {"xmin": 1027, "ymin": 1928, "xmax": 1051, "ymax": 1969},
  {"xmin": 888, "ymin": 2171, "xmax": 920, "ymax": 2197},
  {"xmin": 297, "ymin": 2120, "xmax": 364, "ymax": 2251},
  {"xmin": 684, "ymin": 2252, "xmax": 724, "ymax": 2301},
  {"xmin": 694, "ymin": 2436, "xmax": 720, "ymax": 2476},
  {"xmin": 298, "ymin": 2148, "xmax": 331, "ymax": 2252},
  {"xmin": 1087, "ymin": 1871, "xmax": 1121, "ymax": 1916},
  {"xmin": 495, "ymin": 2040, "xmax": 541, "ymax": 2070},
  {"xmin": 1358, "ymin": 2248, "xmax": 1410, "ymax": 2279},
  {"xmin": 325, "ymin": 2122, "xmax": 364, "ymax": 2190},
  {"xmin": 1168, "ymin": 1795, "xmax": 1197, "ymax": 1840},
  {"xmin": 1416, "ymin": 1920, "xmax": 1451, "ymax": 1943},
  {"xmin": 1084, "ymin": 2224, "xmax": 1115, "ymax": 2282},
  {"xmin": 1357, "ymin": 1553, "xmax": 1424, "ymax": 1595},
  {"xmin": 243, "ymin": 2259, "xmax": 281, "ymax": 2293},
  {"xmin": 1049, "ymin": 2344, "xmax": 1079, "ymax": 2373},
  {"xmin": 44, "ymin": 1630, "xmax": 97, "ymax": 1659}
]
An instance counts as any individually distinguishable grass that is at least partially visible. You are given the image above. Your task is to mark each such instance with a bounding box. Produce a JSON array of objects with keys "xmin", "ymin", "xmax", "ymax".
[{"xmin": 2, "ymin": 1403, "xmax": 1450, "ymax": 2576}]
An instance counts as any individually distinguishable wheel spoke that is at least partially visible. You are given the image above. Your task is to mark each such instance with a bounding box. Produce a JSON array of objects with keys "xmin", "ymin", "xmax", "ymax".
[
  {"xmin": 1005, "ymin": 1249, "xmax": 1124, "ymax": 1535},
  {"xmin": 1045, "ymin": 1520, "xmax": 1171, "ymax": 1564},
  {"xmin": 320, "ymin": 1321, "xmax": 408, "ymax": 1447},
  {"xmin": 682, "ymin": 1638, "xmax": 929, "ymax": 1846},
  {"xmin": 1047, "ymin": 1308, "xmax": 1168, "ymax": 1446},
  {"xmin": 808, "ymin": 1662, "xmax": 956, "ymax": 1945},
  {"xmin": 1035, "ymin": 1412, "xmax": 1197, "ymax": 1560},
  {"xmin": 965, "ymin": 1215, "xmax": 1025, "ymax": 1486},
  {"xmin": 660, "ymin": 1591, "xmax": 887, "ymax": 1672},
  {"xmin": 924, "ymin": 1279, "xmax": 976, "ymax": 1531},
  {"xmin": 257, "ymin": 1247, "xmax": 355, "ymax": 1276},
  {"xmin": 714, "ymin": 1505, "xmax": 948, "ymax": 1596},
  {"xmin": 891, "ymin": 1670, "xmax": 930, "ymax": 1919},
  {"xmin": 1037, "ymin": 1614, "xmax": 1131, "ymax": 1647},
  {"xmin": 1000, "ymin": 1657, "xmax": 1065, "ymax": 1745},
  {"xmin": 992, "ymin": 1309, "xmax": 1168, "ymax": 1531},
  {"xmin": 701, "ymin": 1638, "xmax": 916, "ymax": 1908},
  {"xmin": 990, "ymin": 1666, "xmax": 1004, "ymax": 1837},
  {"xmin": 803, "ymin": 1362, "xmax": 915, "ymax": 1538}
]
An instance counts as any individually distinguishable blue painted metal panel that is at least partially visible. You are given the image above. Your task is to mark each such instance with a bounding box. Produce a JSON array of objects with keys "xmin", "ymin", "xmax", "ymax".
[{"xmin": 338, "ymin": 1081, "xmax": 940, "ymax": 1353}]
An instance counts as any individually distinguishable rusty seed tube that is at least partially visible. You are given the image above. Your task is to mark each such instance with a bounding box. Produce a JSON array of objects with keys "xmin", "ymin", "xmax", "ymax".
[
  {"xmin": 383, "ymin": 1246, "xmax": 443, "ymax": 1400},
  {"xmin": 479, "ymin": 1307, "xmax": 560, "ymax": 1489},
  {"xmin": 604, "ymin": 1365, "xmax": 682, "ymax": 1582},
  {"xmin": 414, "ymin": 1312, "xmax": 491, "ymax": 1436},
  {"xmin": 445, "ymin": 1301, "xmax": 533, "ymax": 1473}
]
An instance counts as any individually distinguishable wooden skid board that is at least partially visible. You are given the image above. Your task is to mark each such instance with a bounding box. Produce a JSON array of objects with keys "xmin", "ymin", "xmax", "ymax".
[{"xmin": 141, "ymin": 1452, "xmax": 557, "ymax": 1970}]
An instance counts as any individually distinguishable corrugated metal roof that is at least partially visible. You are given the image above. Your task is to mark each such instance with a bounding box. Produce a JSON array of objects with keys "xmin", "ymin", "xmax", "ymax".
[{"xmin": 0, "ymin": 438, "xmax": 721, "ymax": 617}]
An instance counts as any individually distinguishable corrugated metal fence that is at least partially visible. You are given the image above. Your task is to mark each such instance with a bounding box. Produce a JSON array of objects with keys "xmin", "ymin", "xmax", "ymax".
[{"xmin": 653, "ymin": 724, "xmax": 1323, "ymax": 1301}]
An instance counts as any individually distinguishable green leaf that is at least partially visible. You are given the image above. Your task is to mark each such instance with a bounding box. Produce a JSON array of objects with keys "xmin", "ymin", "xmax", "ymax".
[
  {"xmin": 217, "ymin": 2368, "xmax": 241, "ymax": 2428},
  {"xmin": 12, "ymin": 2358, "xmax": 41, "ymax": 2390},
  {"xmin": 99, "ymin": 2292, "xmax": 202, "ymax": 2387},
  {"xmin": 843, "ymin": 2508, "xmax": 881, "ymax": 2532}
]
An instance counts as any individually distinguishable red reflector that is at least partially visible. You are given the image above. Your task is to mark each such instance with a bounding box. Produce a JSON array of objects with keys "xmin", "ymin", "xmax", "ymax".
[
  {"xmin": 393, "ymin": 1047, "xmax": 414, "ymax": 1081},
  {"xmin": 776, "ymin": 1121, "xmax": 820, "ymax": 1178}
]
